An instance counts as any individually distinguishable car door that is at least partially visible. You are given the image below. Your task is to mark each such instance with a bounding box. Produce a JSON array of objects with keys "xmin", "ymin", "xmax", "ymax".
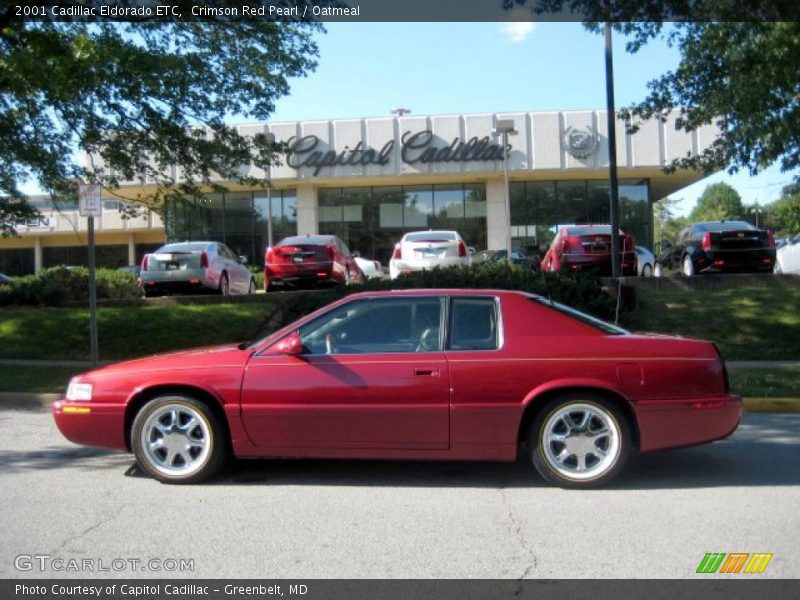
[{"xmin": 240, "ymin": 296, "xmax": 450, "ymax": 450}]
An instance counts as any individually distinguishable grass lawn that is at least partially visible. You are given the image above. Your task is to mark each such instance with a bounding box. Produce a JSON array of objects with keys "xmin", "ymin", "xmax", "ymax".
[
  {"xmin": 626, "ymin": 286, "xmax": 800, "ymax": 360},
  {"xmin": 0, "ymin": 366, "xmax": 80, "ymax": 394},
  {"xmin": 728, "ymin": 368, "xmax": 800, "ymax": 398},
  {"xmin": 0, "ymin": 302, "xmax": 277, "ymax": 361}
]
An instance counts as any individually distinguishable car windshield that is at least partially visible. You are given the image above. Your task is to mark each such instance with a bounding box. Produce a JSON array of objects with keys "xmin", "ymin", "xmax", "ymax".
[
  {"xmin": 157, "ymin": 242, "xmax": 207, "ymax": 253},
  {"xmin": 694, "ymin": 221, "xmax": 756, "ymax": 232},
  {"xmin": 404, "ymin": 231, "xmax": 457, "ymax": 242},
  {"xmin": 528, "ymin": 296, "xmax": 629, "ymax": 335}
]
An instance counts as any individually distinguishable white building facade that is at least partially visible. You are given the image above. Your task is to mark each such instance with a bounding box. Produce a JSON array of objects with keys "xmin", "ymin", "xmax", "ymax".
[{"xmin": 1, "ymin": 109, "xmax": 716, "ymax": 274}]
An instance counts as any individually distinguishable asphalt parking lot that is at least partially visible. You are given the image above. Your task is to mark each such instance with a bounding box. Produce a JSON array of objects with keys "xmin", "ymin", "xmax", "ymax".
[{"xmin": 0, "ymin": 406, "xmax": 798, "ymax": 579}]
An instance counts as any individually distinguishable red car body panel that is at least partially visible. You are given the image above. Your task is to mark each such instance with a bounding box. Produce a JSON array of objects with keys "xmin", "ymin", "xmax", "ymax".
[{"xmin": 53, "ymin": 289, "xmax": 741, "ymax": 465}]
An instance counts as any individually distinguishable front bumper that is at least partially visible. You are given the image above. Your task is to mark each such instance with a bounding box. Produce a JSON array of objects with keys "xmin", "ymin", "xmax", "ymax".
[
  {"xmin": 635, "ymin": 395, "xmax": 742, "ymax": 453},
  {"xmin": 52, "ymin": 401, "xmax": 128, "ymax": 451}
]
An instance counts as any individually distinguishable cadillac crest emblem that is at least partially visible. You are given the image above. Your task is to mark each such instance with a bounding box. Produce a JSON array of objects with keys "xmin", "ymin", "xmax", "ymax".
[{"xmin": 564, "ymin": 126, "xmax": 598, "ymax": 159}]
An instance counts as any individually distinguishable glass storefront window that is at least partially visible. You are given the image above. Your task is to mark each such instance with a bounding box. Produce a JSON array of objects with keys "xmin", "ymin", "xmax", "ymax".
[
  {"xmin": 318, "ymin": 184, "xmax": 487, "ymax": 265},
  {"xmin": 510, "ymin": 179, "xmax": 651, "ymax": 256}
]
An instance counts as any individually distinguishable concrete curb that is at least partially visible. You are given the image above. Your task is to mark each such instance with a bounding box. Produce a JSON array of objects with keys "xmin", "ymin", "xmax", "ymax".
[{"xmin": 2, "ymin": 392, "xmax": 799, "ymax": 413}]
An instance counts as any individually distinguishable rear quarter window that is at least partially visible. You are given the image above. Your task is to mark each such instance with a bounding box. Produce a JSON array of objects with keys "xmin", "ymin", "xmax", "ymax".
[{"xmin": 448, "ymin": 297, "xmax": 499, "ymax": 351}]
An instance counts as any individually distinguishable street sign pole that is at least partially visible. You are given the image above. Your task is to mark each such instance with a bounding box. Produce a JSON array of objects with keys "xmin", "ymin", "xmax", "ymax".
[
  {"xmin": 79, "ymin": 183, "xmax": 102, "ymax": 368},
  {"xmin": 87, "ymin": 214, "xmax": 98, "ymax": 368}
]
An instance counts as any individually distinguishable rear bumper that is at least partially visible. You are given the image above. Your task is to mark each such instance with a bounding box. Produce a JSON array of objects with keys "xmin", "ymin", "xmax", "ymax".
[
  {"xmin": 52, "ymin": 400, "xmax": 128, "ymax": 451},
  {"xmin": 140, "ymin": 269, "xmax": 213, "ymax": 293},
  {"xmin": 635, "ymin": 395, "xmax": 742, "ymax": 453},
  {"xmin": 390, "ymin": 257, "xmax": 469, "ymax": 278},
  {"xmin": 561, "ymin": 254, "xmax": 637, "ymax": 276},
  {"xmin": 695, "ymin": 250, "xmax": 776, "ymax": 274},
  {"xmin": 265, "ymin": 261, "xmax": 337, "ymax": 287}
]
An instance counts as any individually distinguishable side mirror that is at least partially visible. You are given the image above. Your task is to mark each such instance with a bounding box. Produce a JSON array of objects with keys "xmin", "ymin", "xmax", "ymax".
[
  {"xmin": 238, "ymin": 256, "xmax": 248, "ymax": 265},
  {"xmin": 273, "ymin": 331, "xmax": 304, "ymax": 356},
  {"xmin": 468, "ymin": 246, "xmax": 476, "ymax": 256}
]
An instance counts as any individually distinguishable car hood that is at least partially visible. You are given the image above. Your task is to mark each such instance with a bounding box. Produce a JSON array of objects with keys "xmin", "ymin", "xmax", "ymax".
[{"xmin": 87, "ymin": 344, "xmax": 251, "ymax": 377}]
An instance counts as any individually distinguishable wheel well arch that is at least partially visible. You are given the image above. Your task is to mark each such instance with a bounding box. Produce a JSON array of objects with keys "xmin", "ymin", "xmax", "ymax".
[
  {"xmin": 124, "ymin": 384, "xmax": 232, "ymax": 452},
  {"xmin": 516, "ymin": 386, "xmax": 640, "ymax": 450}
]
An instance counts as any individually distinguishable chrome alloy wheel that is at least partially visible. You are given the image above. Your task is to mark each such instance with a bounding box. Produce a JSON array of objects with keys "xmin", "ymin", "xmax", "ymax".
[
  {"xmin": 541, "ymin": 402, "xmax": 621, "ymax": 481},
  {"xmin": 139, "ymin": 403, "xmax": 212, "ymax": 477}
]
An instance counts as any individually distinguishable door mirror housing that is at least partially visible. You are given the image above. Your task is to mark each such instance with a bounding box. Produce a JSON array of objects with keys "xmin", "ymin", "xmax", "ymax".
[
  {"xmin": 273, "ymin": 331, "xmax": 304, "ymax": 356},
  {"xmin": 238, "ymin": 255, "xmax": 248, "ymax": 265}
]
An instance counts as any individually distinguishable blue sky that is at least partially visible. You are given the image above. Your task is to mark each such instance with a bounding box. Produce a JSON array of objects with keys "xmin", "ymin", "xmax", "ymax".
[{"xmin": 263, "ymin": 22, "xmax": 797, "ymax": 216}]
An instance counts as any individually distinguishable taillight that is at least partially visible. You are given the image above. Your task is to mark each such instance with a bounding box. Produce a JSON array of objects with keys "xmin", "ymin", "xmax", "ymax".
[
  {"xmin": 712, "ymin": 343, "xmax": 730, "ymax": 394},
  {"xmin": 140, "ymin": 254, "xmax": 149, "ymax": 271},
  {"xmin": 200, "ymin": 251, "xmax": 209, "ymax": 268},
  {"xmin": 702, "ymin": 232, "xmax": 712, "ymax": 251},
  {"xmin": 458, "ymin": 240, "xmax": 467, "ymax": 257},
  {"xmin": 392, "ymin": 244, "xmax": 401, "ymax": 260},
  {"xmin": 767, "ymin": 229, "xmax": 775, "ymax": 248}
]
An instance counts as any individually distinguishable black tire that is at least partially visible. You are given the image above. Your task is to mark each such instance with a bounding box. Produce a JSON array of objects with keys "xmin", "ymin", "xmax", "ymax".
[
  {"xmin": 642, "ymin": 263, "xmax": 653, "ymax": 277},
  {"xmin": 527, "ymin": 393, "xmax": 631, "ymax": 489},
  {"xmin": 131, "ymin": 395, "xmax": 228, "ymax": 484},
  {"xmin": 219, "ymin": 272, "xmax": 230, "ymax": 296},
  {"xmin": 248, "ymin": 278, "xmax": 256, "ymax": 294}
]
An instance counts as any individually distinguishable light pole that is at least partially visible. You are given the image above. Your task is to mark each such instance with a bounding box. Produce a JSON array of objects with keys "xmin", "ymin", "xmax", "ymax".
[
  {"xmin": 750, "ymin": 203, "xmax": 762, "ymax": 228},
  {"xmin": 492, "ymin": 119, "xmax": 518, "ymax": 258},
  {"xmin": 264, "ymin": 131, "xmax": 276, "ymax": 247},
  {"xmin": 604, "ymin": 18, "xmax": 621, "ymax": 279}
]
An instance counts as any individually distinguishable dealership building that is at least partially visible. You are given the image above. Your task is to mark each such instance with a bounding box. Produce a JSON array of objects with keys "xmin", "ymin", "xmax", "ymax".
[{"xmin": 0, "ymin": 109, "xmax": 717, "ymax": 275}]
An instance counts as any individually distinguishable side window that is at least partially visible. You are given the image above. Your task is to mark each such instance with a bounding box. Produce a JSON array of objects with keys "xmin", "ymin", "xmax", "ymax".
[
  {"xmin": 448, "ymin": 298, "xmax": 498, "ymax": 351},
  {"xmin": 297, "ymin": 298, "xmax": 443, "ymax": 355}
]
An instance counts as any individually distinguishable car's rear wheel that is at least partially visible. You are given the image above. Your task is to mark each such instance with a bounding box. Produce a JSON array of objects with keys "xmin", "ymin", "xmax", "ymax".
[
  {"xmin": 219, "ymin": 272, "xmax": 230, "ymax": 295},
  {"xmin": 132, "ymin": 395, "xmax": 227, "ymax": 484},
  {"xmin": 528, "ymin": 394, "xmax": 631, "ymax": 489},
  {"xmin": 642, "ymin": 263, "xmax": 652, "ymax": 277},
  {"xmin": 682, "ymin": 255, "xmax": 695, "ymax": 277}
]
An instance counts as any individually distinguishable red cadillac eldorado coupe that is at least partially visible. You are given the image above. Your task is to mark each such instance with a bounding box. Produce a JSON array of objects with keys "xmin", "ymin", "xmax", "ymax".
[{"xmin": 53, "ymin": 289, "xmax": 741, "ymax": 488}]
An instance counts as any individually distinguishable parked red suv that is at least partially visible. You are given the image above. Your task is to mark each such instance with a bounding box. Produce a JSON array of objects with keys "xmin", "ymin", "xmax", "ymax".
[
  {"xmin": 264, "ymin": 234, "xmax": 364, "ymax": 291},
  {"xmin": 541, "ymin": 225, "xmax": 637, "ymax": 276}
]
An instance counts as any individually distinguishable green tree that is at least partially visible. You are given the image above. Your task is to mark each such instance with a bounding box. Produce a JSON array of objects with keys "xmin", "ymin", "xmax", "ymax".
[
  {"xmin": 690, "ymin": 182, "xmax": 745, "ymax": 222},
  {"xmin": 764, "ymin": 184, "xmax": 800, "ymax": 235},
  {"xmin": 518, "ymin": 3, "xmax": 800, "ymax": 180},
  {"xmin": 0, "ymin": 4, "xmax": 321, "ymax": 236}
]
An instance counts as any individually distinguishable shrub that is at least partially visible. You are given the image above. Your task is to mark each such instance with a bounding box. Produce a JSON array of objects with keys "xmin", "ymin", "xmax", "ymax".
[
  {"xmin": 0, "ymin": 266, "xmax": 143, "ymax": 306},
  {"xmin": 256, "ymin": 263, "xmax": 621, "ymax": 338}
]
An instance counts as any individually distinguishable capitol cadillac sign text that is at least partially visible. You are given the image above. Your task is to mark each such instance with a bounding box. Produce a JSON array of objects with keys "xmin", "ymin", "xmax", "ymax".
[{"xmin": 285, "ymin": 130, "xmax": 511, "ymax": 175}]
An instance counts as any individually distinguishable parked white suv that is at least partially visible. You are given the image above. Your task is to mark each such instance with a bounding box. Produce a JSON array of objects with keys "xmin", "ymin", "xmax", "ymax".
[{"xmin": 389, "ymin": 230, "xmax": 471, "ymax": 279}]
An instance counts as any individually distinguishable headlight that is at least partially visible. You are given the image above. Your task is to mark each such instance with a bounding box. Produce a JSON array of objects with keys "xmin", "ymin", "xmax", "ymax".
[{"xmin": 65, "ymin": 380, "xmax": 93, "ymax": 401}]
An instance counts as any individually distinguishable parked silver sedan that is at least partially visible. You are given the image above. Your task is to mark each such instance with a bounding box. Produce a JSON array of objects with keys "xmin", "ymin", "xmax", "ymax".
[{"xmin": 140, "ymin": 241, "xmax": 256, "ymax": 297}]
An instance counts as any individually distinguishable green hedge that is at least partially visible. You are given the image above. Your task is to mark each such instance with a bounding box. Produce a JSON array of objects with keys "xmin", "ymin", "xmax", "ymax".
[
  {"xmin": 0, "ymin": 266, "xmax": 143, "ymax": 306},
  {"xmin": 254, "ymin": 263, "xmax": 621, "ymax": 339}
]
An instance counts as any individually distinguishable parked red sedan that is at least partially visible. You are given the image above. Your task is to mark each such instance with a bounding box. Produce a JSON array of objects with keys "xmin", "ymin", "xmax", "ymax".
[
  {"xmin": 53, "ymin": 289, "xmax": 741, "ymax": 488},
  {"xmin": 264, "ymin": 234, "xmax": 363, "ymax": 291},
  {"xmin": 541, "ymin": 225, "xmax": 637, "ymax": 276}
]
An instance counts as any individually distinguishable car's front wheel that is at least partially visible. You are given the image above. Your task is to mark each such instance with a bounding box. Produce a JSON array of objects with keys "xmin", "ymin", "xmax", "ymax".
[
  {"xmin": 131, "ymin": 395, "xmax": 228, "ymax": 484},
  {"xmin": 248, "ymin": 278, "xmax": 256, "ymax": 294},
  {"xmin": 528, "ymin": 394, "xmax": 631, "ymax": 489}
]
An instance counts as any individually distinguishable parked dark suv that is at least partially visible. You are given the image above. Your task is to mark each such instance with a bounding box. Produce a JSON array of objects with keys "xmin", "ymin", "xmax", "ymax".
[
  {"xmin": 655, "ymin": 221, "xmax": 776, "ymax": 277},
  {"xmin": 264, "ymin": 234, "xmax": 364, "ymax": 291}
]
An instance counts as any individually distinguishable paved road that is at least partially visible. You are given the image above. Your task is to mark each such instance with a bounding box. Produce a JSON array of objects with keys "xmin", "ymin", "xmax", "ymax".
[{"xmin": 1, "ymin": 408, "xmax": 798, "ymax": 579}]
